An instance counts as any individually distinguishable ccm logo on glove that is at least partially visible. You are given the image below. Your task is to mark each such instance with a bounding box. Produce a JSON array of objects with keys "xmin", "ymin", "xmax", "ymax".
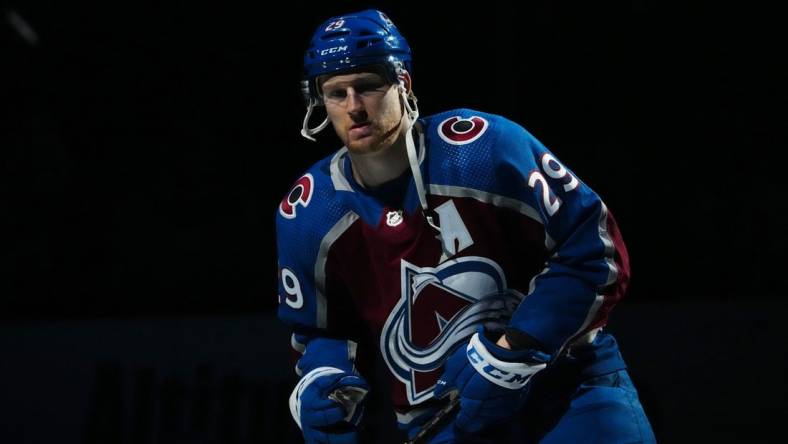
[{"xmin": 466, "ymin": 333, "xmax": 547, "ymax": 390}]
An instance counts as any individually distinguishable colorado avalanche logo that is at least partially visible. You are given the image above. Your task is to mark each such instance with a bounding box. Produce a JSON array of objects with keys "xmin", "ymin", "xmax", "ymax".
[
  {"xmin": 438, "ymin": 116, "xmax": 489, "ymax": 145},
  {"xmin": 381, "ymin": 256, "xmax": 522, "ymax": 404},
  {"xmin": 279, "ymin": 173, "xmax": 313, "ymax": 219}
]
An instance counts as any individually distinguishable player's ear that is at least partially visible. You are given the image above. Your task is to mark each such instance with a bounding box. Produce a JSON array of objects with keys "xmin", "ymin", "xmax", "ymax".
[{"xmin": 397, "ymin": 71, "xmax": 412, "ymax": 94}]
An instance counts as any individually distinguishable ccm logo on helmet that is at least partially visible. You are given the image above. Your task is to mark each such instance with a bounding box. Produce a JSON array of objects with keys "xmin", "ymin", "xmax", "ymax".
[
  {"xmin": 320, "ymin": 46, "xmax": 348, "ymax": 56},
  {"xmin": 438, "ymin": 116, "xmax": 489, "ymax": 145},
  {"xmin": 279, "ymin": 174, "xmax": 314, "ymax": 219}
]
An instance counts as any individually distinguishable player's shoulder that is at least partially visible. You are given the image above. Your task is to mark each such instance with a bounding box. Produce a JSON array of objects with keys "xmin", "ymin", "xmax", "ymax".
[
  {"xmin": 421, "ymin": 108, "xmax": 541, "ymax": 158},
  {"xmin": 423, "ymin": 108, "xmax": 530, "ymax": 146},
  {"xmin": 421, "ymin": 108, "xmax": 545, "ymax": 187},
  {"xmin": 275, "ymin": 147, "xmax": 354, "ymax": 241}
]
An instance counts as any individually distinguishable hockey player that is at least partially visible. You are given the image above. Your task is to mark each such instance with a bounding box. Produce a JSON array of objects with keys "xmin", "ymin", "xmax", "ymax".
[{"xmin": 277, "ymin": 9, "xmax": 656, "ymax": 443}]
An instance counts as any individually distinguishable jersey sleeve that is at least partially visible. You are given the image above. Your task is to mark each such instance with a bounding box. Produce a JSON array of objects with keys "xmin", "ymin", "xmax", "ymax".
[
  {"xmin": 275, "ymin": 173, "xmax": 371, "ymax": 374},
  {"xmin": 493, "ymin": 119, "xmax": 630, "ymax": 355},
  {"xmin": 275, "ymin": 205, "xmax": 327, "ymax": 332}
]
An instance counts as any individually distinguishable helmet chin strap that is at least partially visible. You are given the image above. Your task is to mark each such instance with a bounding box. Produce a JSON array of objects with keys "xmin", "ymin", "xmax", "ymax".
[
  {"xmin": 301, "ymin": 98, "xmax": 330, "ymax": 141},
  {"xmin": 400, "ymin": 85, "xmax": 441, "ymax": 233}
]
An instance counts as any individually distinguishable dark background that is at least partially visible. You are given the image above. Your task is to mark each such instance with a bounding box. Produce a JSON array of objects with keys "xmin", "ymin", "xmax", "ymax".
[{"xmin": 2, "ymin": 1, "xmax": 786, "ymax": 443}]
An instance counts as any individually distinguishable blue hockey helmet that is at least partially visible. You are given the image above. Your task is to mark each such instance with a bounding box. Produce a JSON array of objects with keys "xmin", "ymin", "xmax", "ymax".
[{"xmin": 302, "ymin": 9, "xmax": 412, "ymax": 103}]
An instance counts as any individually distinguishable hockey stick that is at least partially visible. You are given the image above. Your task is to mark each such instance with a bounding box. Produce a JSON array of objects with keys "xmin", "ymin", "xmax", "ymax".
[{"xmin": 404, "ymin": 390, "xmax": 460, "ymax": 444}]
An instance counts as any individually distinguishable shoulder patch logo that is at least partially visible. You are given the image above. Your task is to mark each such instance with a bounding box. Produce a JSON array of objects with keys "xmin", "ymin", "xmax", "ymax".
[
  {"xmin": 279, "ymin": 173, "xmax": 314, "ymax": 219},
  {"xmin": 437, "ymin": 116, "xmax": 489, "ymax": 145}
]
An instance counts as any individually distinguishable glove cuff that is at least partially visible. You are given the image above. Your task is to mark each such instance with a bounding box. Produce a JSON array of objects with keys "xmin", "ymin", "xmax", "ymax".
[
  {"xmin": 478, "ymin": 327, "xmax": 551, "ymax": 364},
  {"xmin": 295, "ymin": 337, "xmax": 359, "ymax": 377},
  {"xmin": 467, "ymin": 332, "xmax": 548, "ymax": 390}
]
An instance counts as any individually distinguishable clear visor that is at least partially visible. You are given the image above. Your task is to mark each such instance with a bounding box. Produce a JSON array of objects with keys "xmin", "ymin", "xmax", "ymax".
[{"xmin": 314, "ymin": 65, "xmax": 394, "ymax": 100}]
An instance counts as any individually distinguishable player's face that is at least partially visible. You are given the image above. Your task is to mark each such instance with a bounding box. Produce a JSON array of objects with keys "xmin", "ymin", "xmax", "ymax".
[{"xmin": 321, "ymin": 72, "xmax": 404, "ymax": 154}]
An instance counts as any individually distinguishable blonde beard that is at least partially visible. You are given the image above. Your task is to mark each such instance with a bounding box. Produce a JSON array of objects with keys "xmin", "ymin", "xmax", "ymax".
[{"xmin": 347, "ymin": 122, "xmax": 412, "ymax": 188}]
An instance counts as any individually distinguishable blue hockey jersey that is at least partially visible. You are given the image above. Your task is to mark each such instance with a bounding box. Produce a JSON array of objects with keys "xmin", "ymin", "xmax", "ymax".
[{"xmin": 275, "ymin": 108, "xmax": 630, "ymax": 423}]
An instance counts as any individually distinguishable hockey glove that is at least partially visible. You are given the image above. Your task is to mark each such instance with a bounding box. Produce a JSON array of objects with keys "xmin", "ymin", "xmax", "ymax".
[
  {"xmin": 288, "ymin": 337, "xmax": 370, "ymax": 444},
  {"xmin": 433, "ymin": 327, "xmax": 550, "ymax": 435}
]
